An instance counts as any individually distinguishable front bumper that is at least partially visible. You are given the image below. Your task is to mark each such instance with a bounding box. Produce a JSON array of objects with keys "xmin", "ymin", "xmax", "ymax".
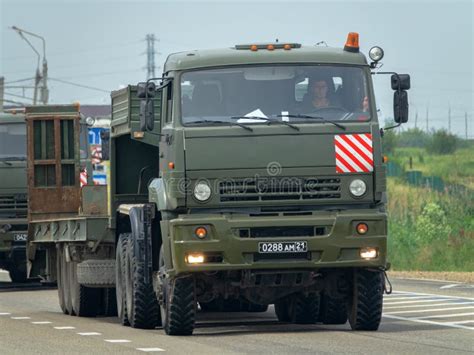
[{"xmin": 168, "ymin": 208, "xmax": 387, "ymax": 276}]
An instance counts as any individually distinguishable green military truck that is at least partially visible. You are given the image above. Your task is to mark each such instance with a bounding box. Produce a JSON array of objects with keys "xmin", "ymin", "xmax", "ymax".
[
  {"xmin": 26, "ymin": 33, "xmax": 410, "ymax": 335},
  {"xmin": 0, "ymin": 111, "xmax": 28, "ymax": 283}
]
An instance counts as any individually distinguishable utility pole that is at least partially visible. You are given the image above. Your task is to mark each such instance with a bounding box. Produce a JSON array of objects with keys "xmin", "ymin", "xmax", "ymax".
[
  {"xmin": 425, "ymin": 106, "xmax": 429, "ymax": 132},
  {"xmin": 11, "ymin": 26, "xmax": 48, "ymax": 105},
  {"xmin": 466, "ymin": 112, "xmax": 468, "ymax": 140},
  {"xmin": 448, "ymin": 105, "xmax": 451, "ymax": 133},
  {"xmin": 0, "ymin": 77, "xmax": 4, "ymax": 111},
  {"xmin": 146, "ymin": 34, "xmax": 157, "ymax": 79},
  {"xmin": 415, "ymin": 111, "xmax": 418, "ymax": 129}
]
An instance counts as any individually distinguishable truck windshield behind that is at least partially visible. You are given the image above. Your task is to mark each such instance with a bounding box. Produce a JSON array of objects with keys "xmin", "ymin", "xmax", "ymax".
[
  {"xmin": 0, "ymin": 122, "xmax": 26, "ymax": 158},
  {"xmin": 181, "ymin": 65, "xmax": 371, "ymax": 125}
]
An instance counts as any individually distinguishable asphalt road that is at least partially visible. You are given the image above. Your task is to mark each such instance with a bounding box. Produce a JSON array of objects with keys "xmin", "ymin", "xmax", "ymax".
[{"xmin": 0, "ymin": 270, "xmax": 473, "ymax": 354}]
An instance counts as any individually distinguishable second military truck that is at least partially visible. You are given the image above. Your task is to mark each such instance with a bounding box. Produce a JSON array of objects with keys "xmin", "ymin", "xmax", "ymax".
[{"xmin": 26, "ymin": 33, "xmax": 410, "ymax": 335}]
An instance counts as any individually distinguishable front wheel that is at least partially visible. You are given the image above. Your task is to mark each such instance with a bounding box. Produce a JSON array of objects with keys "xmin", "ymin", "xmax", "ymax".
[
  {"xmin": 159, "ymin": 246, "xmax": 196, "ymax": 335},
  {"xmin": 348, "ymin": 269, "xmax": 383, "ymax": 331}
]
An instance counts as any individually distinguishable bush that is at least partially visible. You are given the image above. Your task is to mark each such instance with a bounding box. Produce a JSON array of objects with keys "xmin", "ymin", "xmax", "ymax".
[
  {"xmin": 427, "ymin": 129, "xmax": 458, "ymax": 154},
  {"xmin": 414, "ymin": 202, "xmax": 451, "ymax": 245},
  {"xmin": 382, "ymin": 129, "xmax": 398, "ymax": 154},
  {"xmin": 397, "ymin": 128, "xmax": 431, "ymax": 148}
]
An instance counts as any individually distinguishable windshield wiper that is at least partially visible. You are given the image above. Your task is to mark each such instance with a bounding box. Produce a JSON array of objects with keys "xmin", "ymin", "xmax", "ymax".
[
  {"xmin": 277, "ymin": 114, "xmax": 346, "ymax": 130},
  {"xmin": 187, "ymin": 119, "xmax": 253, "ymax": 132},
  {"xmin": 231, "ymin": 116, "xmax": 300, "ymax": 131}
]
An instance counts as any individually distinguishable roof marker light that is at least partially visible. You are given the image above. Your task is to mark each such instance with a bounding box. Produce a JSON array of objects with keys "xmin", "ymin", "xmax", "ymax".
[{"xmin": 344, "ymin": 32, "xmax": 360, "ymax": 53}]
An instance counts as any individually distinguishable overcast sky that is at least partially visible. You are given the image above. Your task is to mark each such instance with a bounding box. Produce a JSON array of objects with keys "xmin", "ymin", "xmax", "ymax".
[{"xmin": 1, "ymin": 0, "xmax": 473, "ymax": 137}]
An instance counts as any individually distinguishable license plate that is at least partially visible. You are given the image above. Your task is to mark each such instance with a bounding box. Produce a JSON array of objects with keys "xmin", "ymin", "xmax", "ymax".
[
  {"xmin": 13, "ymin": 233, "xmax": 27, "ymax": 242},
  {"xmin": 258, "ymin": 241, "xmax": 307, "ymax": 254}
]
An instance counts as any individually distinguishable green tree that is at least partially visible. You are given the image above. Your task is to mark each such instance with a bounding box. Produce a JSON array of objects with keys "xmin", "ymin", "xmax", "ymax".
[
  {"xmin": 427, "ymin": 129, "xmax": 458, "ymax": 154},
  {"xmin": 414, "ymin": 203, "xmax": 451, "ymax": 245}
]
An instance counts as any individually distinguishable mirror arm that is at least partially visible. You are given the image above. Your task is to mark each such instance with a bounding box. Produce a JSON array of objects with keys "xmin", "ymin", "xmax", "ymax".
[{"xmin": 380, "ymin": 122, "xmax": 401, "ymax": 137}]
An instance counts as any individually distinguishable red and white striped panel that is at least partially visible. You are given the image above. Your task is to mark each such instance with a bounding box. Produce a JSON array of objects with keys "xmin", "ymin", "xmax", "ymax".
[
  {"xmin": 91, "ymin": 146, "xmax": 102, "ymax": 164},
  {"xmin": 80, "ymin": 169, "xmax": 88, "ymax": 187},
  {"xmin": 334, "ymin": 133, "xmax": 373, "ymax": 173}
]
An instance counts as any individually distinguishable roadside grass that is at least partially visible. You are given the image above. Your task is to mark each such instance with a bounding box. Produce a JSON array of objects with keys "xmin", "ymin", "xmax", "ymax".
[
  {"xmin": 387, "ymin": 178, "xmax": 474, "ymax": 272},
  {"xmin": 390, "ymin": 146, "xmax": 474, "ymax": 189}
]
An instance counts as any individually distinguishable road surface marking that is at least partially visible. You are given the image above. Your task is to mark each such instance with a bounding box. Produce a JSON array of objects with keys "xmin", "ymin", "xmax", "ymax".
[
  {"xmin": 384, "ymin": 302, "xmax": 474, "ymax": 310},
  {"xmin": 389, "ymin": 290, "xmax": 474, "ymax": 301},
  {"xmin": 54, "ymin": 326, "xmax": 75, "ymax": 330},
  {"xmin": 11, "ymin": 316, "xmax": 31, "ymax": 320},
  {"xmin": 105, "ymin": 339, "xmax": 131, "ymax": 343},
  {"xmin": 440, "ymin": 284, "xmax": 461, "ymax": 289},
  {"xmin": 136, "ymin": 348, "xmax": 165, "ymax": 352},
  {"xmin": 31, "ymin": 321, "xmax": 52, "ymax": 324},
  {"xmin": 383, "ymin": 296, "xmax": 438, "ymax": 301},
  {"xmin": 0, "ymin": 312, "xmax": 11, "ymax": 315},
  {"xmin": 77, "ymin": 332, "xmax": 101, "ymax": 336},
  {"xmin": 384, "ymin": 306, "xmax": 474, "ymax": 315},
  {"xmin": 384, "ymin": 298, "xmax": 452, "ymax": 305},
  {"xmin": 383, "ymin": 314, "xmax": 474, "ymax": 330},
  {"xmin": 417, "ymin": 312, "xmax": 474, "ymax": 319},
  {"xmin": 442, "ymin": 320, "xmax": 474, "ymax": 325}
]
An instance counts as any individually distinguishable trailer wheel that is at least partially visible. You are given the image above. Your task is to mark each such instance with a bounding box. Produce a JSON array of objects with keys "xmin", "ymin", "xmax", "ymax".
[
  {"xmin": 8, "ymin": 265, "xmax": 27, "ymax": 283},
  {"xmin": 348, "ymin": 269, "xmax": 383, "ymax": 331},
  {"xmin": 124, "ymin": 235, "xmax": 160, "ymax": 329},
  {"xmin": 116, "ymin": 234, "xmax": 130, "ymax": 325},
  {"xmin": 274, "ymin": 297, "xmax": 291, "ymax": 322},
  {"xmin": 288, "ymin": 292, "xmax": 320, "ymax": 324},
  {"xmin": 70, "ymin": 261, "xmax": 100, "ymax": 317},
  {"xmin": 56, "ymin": 246, "xmax": 68, "ymax": 314},
  {"xmin": 159, "ymin": 246, "xmax": 196, "ymax": 335},
  {"xmin": 102, "ymin": 288, "xmax": 118, "ymax": 317},
  {"xmin": 319, "ymin": 292, "xmax": 347, "ymax": 325}
]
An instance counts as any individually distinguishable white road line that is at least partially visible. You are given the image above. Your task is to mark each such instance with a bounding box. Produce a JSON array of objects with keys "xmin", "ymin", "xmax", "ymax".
[
  {"xmin": 0, "ymin": 312, "xmax": 11, "ymax": 315},
  {"xmin": 383, "ymin": 314, "xmax": 474, "ymax": 331},
  {"xmin": 440, "ymin": 284, "xmax": 462, "ymax": 289},
  {"xmin": 383, "ymin": 296, "xmax": 438, "ymax": 301},
  {"xmin": 389, "ymin": 290, "xmax": 474, "ymax": 301},
  {"xmin": 383, "ymin": 302, "xmax": 474, "ymax": 310},
  {"xmin": 31, "ymin": 321, "xmax": 52, "ymax": 324},
  {"xmin": 384, "ymin": 306, "xmax": 474, "ymax": 315},
  {"xmin": 11, "ymin": 316, "xmax": 31, "ymax": 320},
  {"xmin": 54, "ymin": 326, "xmax": 75, "ymax": 330},
  {"xmin": 136, "ymin": 348, "xmax": 165, "ymax": 352},
  {"xmin": 442, "ymin": 320, "xmax": 474, "ymax": 325},
  {"xmin": 77, "ymin": 332, "xmax": 101, "ymax": 336},
  {"xmin": 105, "ymin": 339, "xmax": 131, "ymax": 343},
  {"xmin": 384, "ymin": 298, "xmax": 452, "ymax": 305},
  {"xmin": 417, "ymin": 312, "xmax": 474, "ymax": 319}
]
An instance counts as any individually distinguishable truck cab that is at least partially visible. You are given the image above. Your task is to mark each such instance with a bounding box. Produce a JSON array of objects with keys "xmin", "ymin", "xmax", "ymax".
[{"xmin": 0, "ymin": 111, "xmax": 28, "ymax": 282}]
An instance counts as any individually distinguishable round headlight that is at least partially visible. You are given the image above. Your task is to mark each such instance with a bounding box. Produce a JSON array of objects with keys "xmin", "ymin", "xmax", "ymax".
[
  {"xmin": 369, "ymin": 46, "xmax": 384, "ymax": 62},
  {"xmin": 193, "ymin": 181, "xmax": 211, "ymax": 202},
  {"xmin": 349, "ymin": 179, "xmax": 367, "ymax": 197}
]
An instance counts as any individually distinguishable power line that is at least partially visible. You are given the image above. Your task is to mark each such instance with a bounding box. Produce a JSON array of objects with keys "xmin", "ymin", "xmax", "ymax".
[{"xmin": 48, "ymin": 78, "xmax": 109, "ymax": 93}]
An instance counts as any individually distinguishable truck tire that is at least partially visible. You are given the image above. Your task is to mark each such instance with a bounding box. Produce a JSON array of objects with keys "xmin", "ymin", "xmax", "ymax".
[
  {"xmin": 56, "ymin": 246, "xmax": 68, "ymax": 314},
  {"xmin": 70, "ymin": 260, "xmax": 100, "ymax": 317},
  {"xmin": 125, "ymin": 234, "xmax": 160, "ymax": 329},
  {"xmin": 77, "ymin": 260, "xmax": 115, "ymax": 287},
  {"xmin": 348, "ymin": 269, "xmax": 383, "ymax": 331},
  {"xmin": 274, "ymin": 297, "xmax": 291, "ymax": 322},
  {"xmin": 116, "ymin": 234, "xmax": 130, "ymax": 326},
  {"xmin": 289, "ymin": 292, "xmax": 320, "ymax": 324},
  {"xmin": 159, "ymin": 246, "xmax": 196, "ymax": 335},
  {"xmin": 319, "ymin": 292, "xmax": 348, "ymax": 325},
  {"xmin": 8, "ymin": 264, "xmax": 27, "ymax": 283},
  {"xmin": 103, "ymin": 288, "xmax": 118, "ymax": 317}
]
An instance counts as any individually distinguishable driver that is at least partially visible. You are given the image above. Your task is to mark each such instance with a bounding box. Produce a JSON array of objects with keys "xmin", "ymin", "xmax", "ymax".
[
  {"xmin": 301, "ymin": 76, "xmax": 340, "ymax": 111},
  {"xmin": 310, "ymin": 78, "xmax": 331, "ymax": 109}
]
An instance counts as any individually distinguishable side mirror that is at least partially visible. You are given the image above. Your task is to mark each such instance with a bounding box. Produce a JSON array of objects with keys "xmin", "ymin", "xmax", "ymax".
[
  {"xmin": 394, "ymin": 90, "xmax": 409, "ymax": 123},
  {"xmin": 391, "ymin": 74, "xmax": 410, "ymax": 90},
  {"xmin": 137, "ymin": 82, "xmax": 156, "ymax": 99},
  {"xmin": 139, "ymin": 99, "xmax": 154, "ymax": 131},
  {"xmin": 100, "ymin": 130, "xmax": 110, "ymax": 161}
]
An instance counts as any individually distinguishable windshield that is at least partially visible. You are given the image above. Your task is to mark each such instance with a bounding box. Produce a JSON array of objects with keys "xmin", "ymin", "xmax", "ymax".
[
  {"xmin": 0, "ymin": 122, "xmax": 26, "ymax": 158},
  {"xmin": 181, "ymin": 65, "xmax": 371, "ymax": 125}
]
